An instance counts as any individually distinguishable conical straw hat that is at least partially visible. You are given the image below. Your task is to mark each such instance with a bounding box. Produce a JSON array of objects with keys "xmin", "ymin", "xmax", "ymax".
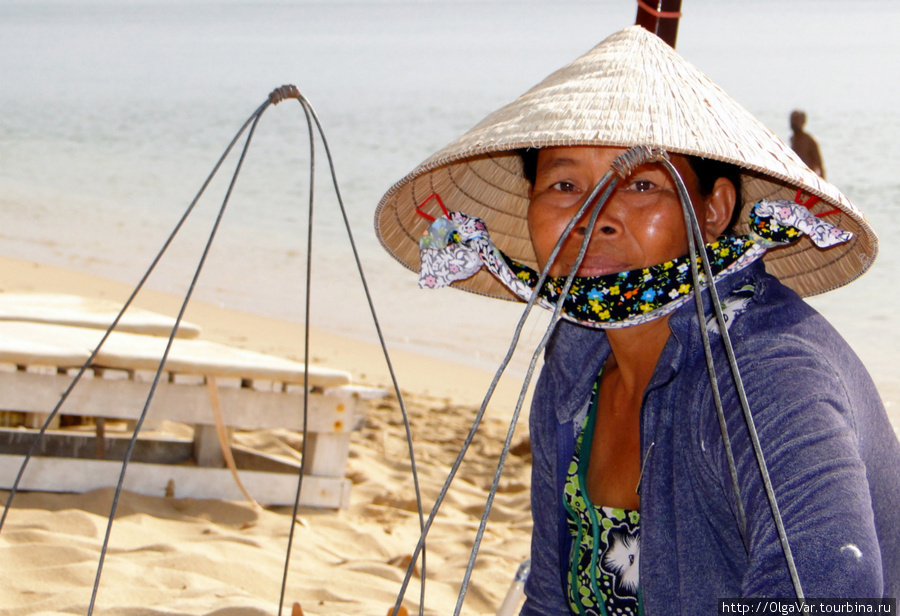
[{"xmin": 375, "ymin": 25, "xmax": 877, "ymax": 300}]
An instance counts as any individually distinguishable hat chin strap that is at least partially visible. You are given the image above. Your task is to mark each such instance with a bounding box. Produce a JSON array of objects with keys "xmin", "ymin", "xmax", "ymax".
[
  {"xmin": 417, "ymin": 198, "xmax": 850, "ymax": 329},
  {"xmin": 504, "ymin": 236, "xmax": 765, "ymax": 328}
]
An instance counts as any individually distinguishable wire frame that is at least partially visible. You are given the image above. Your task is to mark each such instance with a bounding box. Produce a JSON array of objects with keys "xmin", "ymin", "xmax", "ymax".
[{"xmin": 0, "ymin": 86, "xmax": 429, "ymax": 616}]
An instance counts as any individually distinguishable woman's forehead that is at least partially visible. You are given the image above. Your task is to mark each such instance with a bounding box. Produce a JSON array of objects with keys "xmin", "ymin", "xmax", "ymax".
[{"xmin": 534, "ymin": 146, "xmax": 695, "ymax": 178}]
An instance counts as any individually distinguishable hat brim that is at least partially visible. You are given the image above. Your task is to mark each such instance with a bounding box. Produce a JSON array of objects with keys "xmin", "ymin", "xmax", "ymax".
[{"xmin": 375, "ymin": 26, "xmax": 877, "ymax": 300}]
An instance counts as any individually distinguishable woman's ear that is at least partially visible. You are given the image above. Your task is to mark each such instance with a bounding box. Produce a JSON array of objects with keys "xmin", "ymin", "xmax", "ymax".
[{"xmin": 703, "ymin": 177, "xmax": 737, "ymax": 241}]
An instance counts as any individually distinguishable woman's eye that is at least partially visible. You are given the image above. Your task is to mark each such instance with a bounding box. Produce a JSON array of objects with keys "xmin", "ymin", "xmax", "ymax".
[
  {"xmin": 550, "ymin": 181, "xmax": 578, "ymax": 192},
  {"xmin": 628, "ymin": 178, "xmax": 656, "ymax": 192}
]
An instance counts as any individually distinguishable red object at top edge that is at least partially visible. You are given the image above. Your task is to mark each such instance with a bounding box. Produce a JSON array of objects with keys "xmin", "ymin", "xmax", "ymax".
[{"xmin": 635, "ymin": 0, "xmax": 683, "ymax": 48}]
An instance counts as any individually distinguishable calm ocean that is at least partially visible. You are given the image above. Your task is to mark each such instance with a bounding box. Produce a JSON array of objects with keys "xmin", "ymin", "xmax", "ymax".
[{"xmin": 1, "ymin": 0, "xmax": 899, "ymax": 404}]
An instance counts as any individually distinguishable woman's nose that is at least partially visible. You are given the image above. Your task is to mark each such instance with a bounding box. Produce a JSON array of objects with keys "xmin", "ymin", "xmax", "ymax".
[
  {"xmin": 575, "ymin": 223, "xmax": 616, "ymax": 236},
  {"xmin": 574, "ymin": 196, "xmax": 621, "ymax": 237}
]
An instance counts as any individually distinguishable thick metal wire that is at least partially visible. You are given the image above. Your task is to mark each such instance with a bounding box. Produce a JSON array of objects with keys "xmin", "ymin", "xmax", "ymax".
[
  {"xmin": 657, "ymin": 156, "xmax": 805, "ymax": 599},
  {"xmin": 673, "ymin": 171, "xmax": 750, "ymax": 536},
  {"xmin": 286, "ymin": 92, "xmax": 429, "ymax": 616},
  {"xmin": 85, "ymin": 104, "xmax": 269, "ymax": 616},
  {"xmin": 0, "ymin": 86, "xmax": 429, "ymax": 616},
  {"xmin": 0, "ymin": 102, "xmax": 267, "ymax": 536},
  {"xmin": 387, "ymin": 158, "xmax": 623, "ymax": 614},
  {"xmin": 451, "ymin": 172, "xmax": 622, "ymax": 616},
  {"xmin": 277, "ymin": 93, "xmax": 317, "ymax": 616}
]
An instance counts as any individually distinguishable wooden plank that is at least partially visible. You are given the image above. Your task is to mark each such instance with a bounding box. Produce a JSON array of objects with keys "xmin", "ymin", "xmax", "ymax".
[
  {"xmin": 0, "ymin": 428, "xmax": 194, "ymax": 464},
  {"xmin": 0, "ymin": 321, "xmax": 352, "ymax": 387},
  {"xmin": 94, "ymin": 334, "xmax": 352, "ymax": 386},
  {"xmin": 193, "ymin": 425, "xmax": 226, "ymax": 468},
  {"xmin": 304, "ymin": 432, "xmax": 352, "ymax": 478},
  {"xmin": 0, "ymin": 371, "xmax": 367, "ymax": 433},
  {"xmin": 230, "ymin": 445, "xmax": 301, "ymax": 474},
  {"xmin": 0, "ymin": 455, "xmax": 351, "ymax": 509},
  {"xmin": 0, "ymin": 292, "xmax": 202, "ymax": 338},
  {"xmin": 0, "ymin": 331, "xmax": 90, "ymax": 367}
]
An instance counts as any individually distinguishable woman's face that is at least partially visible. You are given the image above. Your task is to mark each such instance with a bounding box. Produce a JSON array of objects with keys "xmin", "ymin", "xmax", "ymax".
[{"xmin": 527, "ymin": 146, "xmax": 728, "ymax": 278}]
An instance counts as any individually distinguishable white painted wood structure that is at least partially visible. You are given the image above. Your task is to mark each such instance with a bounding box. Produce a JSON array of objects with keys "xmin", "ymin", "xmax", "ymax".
[
  {"xmin": 0, "ymin": 292, "xmax": 202, "ymax": 338},
  {"xmin": 0, "ymin": 295, "xmax": 379, "ymax": 509}
]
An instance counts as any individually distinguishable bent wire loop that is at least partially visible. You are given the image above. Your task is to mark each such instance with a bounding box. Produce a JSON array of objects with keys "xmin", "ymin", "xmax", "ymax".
[
  {"xmin": 657, "ymin": 152, "xmax": 805, "ymax": 600},
  {"xmin": 390, "ymin": 158, "xmax": 623, "ymax": 616},
  {"xmin": 388, "ymin": 145, "xmax": 805, "ymax": 615},
  {"xmin": 0, "ymin": 85, "xmax": 428, "ymax": 616}
]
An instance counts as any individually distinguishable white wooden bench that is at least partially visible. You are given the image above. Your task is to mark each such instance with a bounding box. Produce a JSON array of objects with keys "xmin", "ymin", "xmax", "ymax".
[{"xmin": 0, "ymin": 295, "xmax": 379, "ymax": 509}]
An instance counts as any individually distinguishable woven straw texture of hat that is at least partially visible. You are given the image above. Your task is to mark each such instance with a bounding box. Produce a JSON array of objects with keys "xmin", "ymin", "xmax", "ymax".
[{"xmin": 375, "ymin": 25, "xmax": 877, "ymax": 300}]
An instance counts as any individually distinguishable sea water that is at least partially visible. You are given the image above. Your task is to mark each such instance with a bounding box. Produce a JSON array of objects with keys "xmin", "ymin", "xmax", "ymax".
[{"xmin": 1, "ymin": 0, "xmax": 899, "ymax": 401}]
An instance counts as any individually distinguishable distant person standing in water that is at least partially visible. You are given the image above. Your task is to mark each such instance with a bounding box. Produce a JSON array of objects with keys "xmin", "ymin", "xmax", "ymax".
[{"xmin": 790, "ymin": 109, "xmax": 825, "ymax": 178}]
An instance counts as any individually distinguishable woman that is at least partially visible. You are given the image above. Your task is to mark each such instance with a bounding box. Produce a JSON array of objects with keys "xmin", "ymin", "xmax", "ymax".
[{"xmin": 375, "ymin": 26, "xmax": 900, "ymax": 613}]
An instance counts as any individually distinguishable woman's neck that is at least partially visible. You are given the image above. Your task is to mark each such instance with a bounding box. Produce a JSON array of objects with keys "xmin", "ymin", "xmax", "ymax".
[
  {"xmin": 585, "ymin": 314, "xmax": 672, "ymax": 510},
  {"xmin": 604, "ymin": 315, "xmax": 673, "ymax": 396}
]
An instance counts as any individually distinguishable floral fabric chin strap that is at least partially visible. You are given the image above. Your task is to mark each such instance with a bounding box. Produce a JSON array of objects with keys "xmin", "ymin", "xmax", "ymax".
[{"xmin": 418, "ymin": 199, "xmax": 853, "ymax": 329}]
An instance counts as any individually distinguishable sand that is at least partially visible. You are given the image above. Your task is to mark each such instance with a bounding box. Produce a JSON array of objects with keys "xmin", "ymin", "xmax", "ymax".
[
  {"xmin": 1, "ymin": 256, "xmax": 897, "ymax": 616},
  {"xmin": 0, "ymin": 256, "xmax": 534, "ymax": 616}
]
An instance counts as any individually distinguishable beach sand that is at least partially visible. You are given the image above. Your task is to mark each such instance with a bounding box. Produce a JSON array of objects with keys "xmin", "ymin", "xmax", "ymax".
[
  {"xmin": 0, "ymin": 256, "xmax": 534, "ymax": 616},
  {"xmin": 1, "ymin": 256, "xmax": 898, "ymax": 616}
]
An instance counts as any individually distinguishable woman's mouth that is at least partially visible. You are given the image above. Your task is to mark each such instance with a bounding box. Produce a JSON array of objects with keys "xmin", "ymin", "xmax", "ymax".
[{"xmin": 554, "ymin": 254, "xmax": 629, "ymax": 278}]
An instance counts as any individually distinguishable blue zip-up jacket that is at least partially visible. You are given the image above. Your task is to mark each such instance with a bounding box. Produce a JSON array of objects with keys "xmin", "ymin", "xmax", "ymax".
[{"xmin": 522, "ymin": 260, "xmax": 900, "ymax": 614}]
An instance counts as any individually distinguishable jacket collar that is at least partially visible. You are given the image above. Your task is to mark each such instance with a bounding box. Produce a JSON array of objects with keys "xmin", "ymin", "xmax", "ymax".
[{"xmin": 544, "ymin": 260, "xmax": 768, "ymax": 425}]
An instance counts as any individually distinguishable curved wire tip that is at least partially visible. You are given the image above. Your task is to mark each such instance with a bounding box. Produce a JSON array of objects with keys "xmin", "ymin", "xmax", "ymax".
[
  {"xmin": 269, "ymin": 84, "xmax": 301, "ymax": 105},
  {"xmin": 611, "ymin": 145, "xmax": 669, "ymax": 178}
]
